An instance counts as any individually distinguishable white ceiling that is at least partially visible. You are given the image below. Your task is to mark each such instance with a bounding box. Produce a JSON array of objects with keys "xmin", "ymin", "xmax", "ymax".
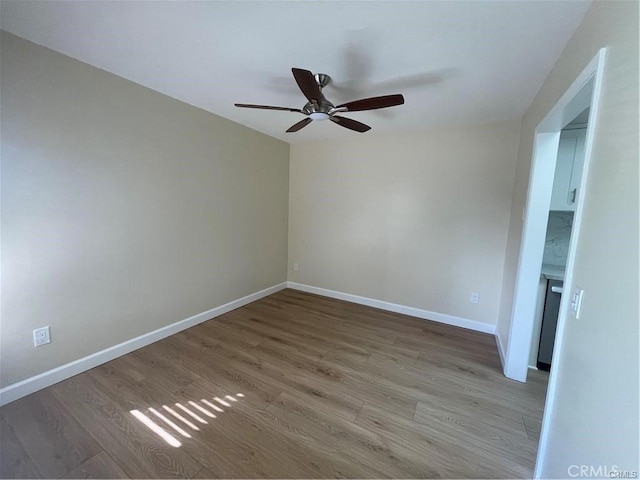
[{"xmin": 1, "ymin": 1, "xmax": 591, "ymax": 144}]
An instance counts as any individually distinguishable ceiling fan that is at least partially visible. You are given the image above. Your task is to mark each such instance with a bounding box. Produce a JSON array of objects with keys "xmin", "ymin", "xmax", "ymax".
[{"xmin": 235, "ymin": 68, "xmax": 404, "ymax": 133}]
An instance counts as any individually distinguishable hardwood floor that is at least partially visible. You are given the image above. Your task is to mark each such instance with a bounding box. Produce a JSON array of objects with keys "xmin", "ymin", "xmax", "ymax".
[{"xmin": 0, "ymin": 289, "xmax": 548, "ymax": 478}]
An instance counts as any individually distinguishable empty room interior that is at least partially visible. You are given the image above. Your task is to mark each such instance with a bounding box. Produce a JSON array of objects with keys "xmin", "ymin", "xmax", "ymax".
[{"xmin": 1, "ymin": 1, "xmax": 638, "ymax": 479}]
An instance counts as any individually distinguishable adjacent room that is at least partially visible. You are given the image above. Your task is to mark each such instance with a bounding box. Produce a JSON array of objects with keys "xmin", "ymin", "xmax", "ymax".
[{"xmin": 1, "ymin": 1, "xmax": 638, "ymax": 478}]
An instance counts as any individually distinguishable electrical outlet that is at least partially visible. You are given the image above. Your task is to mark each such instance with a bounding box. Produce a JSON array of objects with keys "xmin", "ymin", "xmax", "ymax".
[
  {"xmin": 33, "ymin": 326, "xmax": 51, "ymax": 347},
  {"xmin": 470, "ymin": 292, "xmax": 480, "ymax": 304},
  {"xmin": 293, "ymin": 262, "xmax": 299, "ymax": 272}
]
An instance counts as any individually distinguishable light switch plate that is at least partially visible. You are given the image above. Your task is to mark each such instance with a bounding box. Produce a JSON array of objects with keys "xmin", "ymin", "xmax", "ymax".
[{"xmin": 571, "ymin": 286, "xmax": 584, "ymax": 319}]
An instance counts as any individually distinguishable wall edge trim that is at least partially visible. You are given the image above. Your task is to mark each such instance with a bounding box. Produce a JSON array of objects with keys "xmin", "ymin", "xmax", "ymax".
[
  {"xmin": 287, "ymin": 281, "xmax": 496, "ymax": 334},
  {"xmin": 0, "ymin": 282, "xmax": 288, "ymax": 406}
]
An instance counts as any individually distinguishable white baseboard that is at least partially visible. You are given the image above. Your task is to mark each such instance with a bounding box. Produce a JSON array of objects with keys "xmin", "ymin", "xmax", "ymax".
[
  {"xmin": 286, "ymin": 282, "xmax": 496, "ymax": 334},
  {"xmin": 496, "ymin": 331, "xmax": 508, "ymax": 370},
  {"xmin": 0, "ymin": 282, "xmax": 287, "ymax": 407}
]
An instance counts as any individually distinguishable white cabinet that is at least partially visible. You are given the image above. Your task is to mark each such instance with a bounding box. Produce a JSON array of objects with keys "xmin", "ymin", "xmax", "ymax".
[{"xmin": 550, "ymin": 128, "xmax": 586, "ymax": 211}]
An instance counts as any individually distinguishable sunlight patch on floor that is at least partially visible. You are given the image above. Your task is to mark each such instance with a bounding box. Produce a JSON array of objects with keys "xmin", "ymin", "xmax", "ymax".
[
  {"xmin": 214, "ymin": 396, "xmax": 232, "ymax": 407},
  {"xmin": 130, "ymin": 393, "xmax": 245, "ymax": 447},
  {"xmin": 148, "ymin": 407, "xmax": 192, "ymax": 438},
  {"xmin": 131, "ymin": 409, "xmax": 182, "ymax": 447},
  {"xmin": 202, "ymin": 399, "xmax": 224, "ymax": 412},
  {"xmin": 175, "ymin": 402, "xmax": 208, "ymax": 424},
  {"xmin": 162, "ymin": 405, "xmax": 200, "ymax": 430},
  {"xmin": 189, "ymin": 400, "xmax": 216, "ymax": 418}
]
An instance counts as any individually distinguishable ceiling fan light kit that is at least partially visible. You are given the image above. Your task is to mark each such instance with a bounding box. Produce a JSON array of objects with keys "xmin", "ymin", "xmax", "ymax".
[
  {"xmin": 309, "ymin": 112, "xmax": 330, "ymax": 121},
  {"xmin": 235, "ymin": 68, "xmax": 404, "ymax": 133}
]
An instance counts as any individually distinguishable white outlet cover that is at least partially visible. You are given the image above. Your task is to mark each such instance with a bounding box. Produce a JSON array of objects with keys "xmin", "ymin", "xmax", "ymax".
[
  {"xmin": 33, "ymin": 326, "xmax": 51, "ymax": 347},
  {"xmin": 470, "ymin": 293, "xmax": 480, "ymax": 304}
]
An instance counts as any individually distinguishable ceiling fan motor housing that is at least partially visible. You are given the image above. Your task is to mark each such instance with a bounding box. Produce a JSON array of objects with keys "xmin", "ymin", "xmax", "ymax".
[
  {"xmin": 302, "ymin": 73, "xmax": 334, "ymax": 117},
  {"xmin": 303, "ymin": 99, "xmax": 335, "ymax": 115}
]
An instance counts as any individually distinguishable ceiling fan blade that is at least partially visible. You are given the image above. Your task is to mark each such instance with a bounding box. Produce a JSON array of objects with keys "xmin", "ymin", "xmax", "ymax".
[
  {"xmin": 330, "ymin": 116, "xmax": 371, "ymax": 133},
  {"xmin": 371, "ymin": 69, "xmax": 456, "ymax": 92},
  {"xmin": 337, "ymin": 94, "xmax": 404, "ymax": 112},
  {"xmin": 292, "ymin": 68, "xmax": 323, "ymax": 103},
  {"xmin": 286, "ymin": 117, "xmax": 313, "ymax": 133},
  {"xmin": 235, "ymin": 103, "xmax": 303, "ymax": 113}
]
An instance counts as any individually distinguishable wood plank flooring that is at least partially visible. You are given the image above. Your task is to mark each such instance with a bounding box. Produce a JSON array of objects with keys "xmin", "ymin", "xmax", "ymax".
[{"xmin": 0, "ymin": 289, "xmax": 548, "ymax": 478}]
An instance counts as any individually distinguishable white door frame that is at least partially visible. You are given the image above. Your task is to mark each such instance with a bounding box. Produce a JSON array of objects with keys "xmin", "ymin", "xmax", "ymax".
[
  {"xmin": 501, "ymin": 48, "xmax": 606, "ymax": 476},
  {"xmin": 504, "ymin": 49, "xmax": 606, "ymax": 381}
]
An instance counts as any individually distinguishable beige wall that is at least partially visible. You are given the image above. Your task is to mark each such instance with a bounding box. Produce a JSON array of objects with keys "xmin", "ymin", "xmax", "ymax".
[
  {"xmin": 496, "ymin": 1, "xmax": 638, "ymax": 475},
  {"xmin": 289, "ymin": 122, "xmax": 521, "ymax": 327},
  {"xmin": 0, "ymin": 32, "xmax": 290, "ymax": 387}
]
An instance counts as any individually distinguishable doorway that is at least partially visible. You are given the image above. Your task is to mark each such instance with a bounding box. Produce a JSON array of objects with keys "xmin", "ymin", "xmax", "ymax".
[
  {"xmin": 504, "ymin": 49, "xmax": 606, "ymax": 382},
  {"xmin": 500, "ymin": 49, "xmax": 606, "ymax": 477},
  {"xmin": 531, "ymin": 117, "xmax": 587, "ymax": 372}
]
